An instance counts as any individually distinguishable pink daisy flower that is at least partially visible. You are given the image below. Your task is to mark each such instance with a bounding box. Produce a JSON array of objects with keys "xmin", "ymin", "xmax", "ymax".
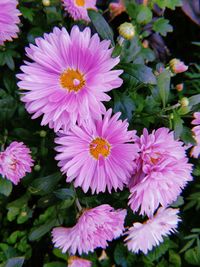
[
  {"xmin": 125, "ymin": 207, "xmax": 180, "ymax": 254},
  {"xmin": 0, "ymin": 141, "xmax": 34, "ymax": 185},
  {"xmin": 55, "ymin": 109, "xmax": 139, "ymax": 194},
  {"xmin": 62, "ymin": 0, "xmax": 96, "ymax": 22},
  {"xmin": 129, "ymin": 128, "xmax": 192, "ymax": 217},
  {"xmin": 0, "ymin": 0, "xmax": 20, "ymax": 45},
  {"xmin": 68, "ymin": 256, "xmax": 92, "ymax": 267},
  {"xmin": 17, "ymin": 26, "xmax": 123, "ymax": 132},
  {"xmin": 191, "ymin": 112, "xmax": 200, "ymax": 158},
  {"xmin": 52, "ymin": 204, "xmax": 127, "ymax": 254}
]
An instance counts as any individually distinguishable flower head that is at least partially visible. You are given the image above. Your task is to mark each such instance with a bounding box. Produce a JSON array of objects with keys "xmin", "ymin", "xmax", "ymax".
[
  {"xmin": 0, "ymin": 0, "xmax": 20, "ymax": 45},
  {"xmin": 169, "ymin": 58, "xmax": 188, "ymax": 74},
  {"xmin": 109, "ymin": 0, "xmax": 126, "ymax": 19},
  {"xmin": 125, "ymin": 207, "xmax": 180, "ymax": 254},
  {"xmin": 118, "ymin": 22, "xmax": 135, "ymax": 40},
  {"xmin": 55, "ymin": 109, "xmax": 139, "ymax": 193},
  {"xmin": 62, "ymin": 0, "xmax": 96, "ymax": 22},
  {"xmin": 129, "ymin": 128, "xmax": 192, "ymax": 217},
  {"xmin": 68, "ymin": 256, "xmax": 92, "ymax": 267},
  {"xmin": 52, "ymin": 204, "xmax": 127, "ymax": 254},
  {"xmin": 0, "ymin": 141, "xmax": 34, "ymax": 185},
  {"xmin": 191, "ymin": 112, "xmax": 200, "ymax": 158},
  {"xmin": 17, "ymin": 26, "xmax": 123, "ymax": 132}
]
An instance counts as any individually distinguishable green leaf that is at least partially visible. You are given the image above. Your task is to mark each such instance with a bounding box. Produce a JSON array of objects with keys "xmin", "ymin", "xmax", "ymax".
[
  {"xmin": 4, "ymin": 257, "xmax": 24, "ymax": 267},
  {"xmin": 20, "ymin": 7, "xmax": 35, "ymax": 22},
  {"xmin": 180, "ymin": 239, "xmax": 195, "ymax": 253},
  {"xmin": 157, "ymin": 70, "xmax": 171, "ymax": 107},
  {"xmin": 173, "ymin": 111, "xmax": 183, "ymax": 139},
  {"xmin": 119, "ymin": 63, "xmax": 156, "ymax": 85},
  {"xmin": 153, "ymin": 18, "xmax": 173, "ymax": 36},
  {"xmin": 188, "ymin": 94, "xmax": 200, "ymax": 107},
  {"xmin": 88, "ymin": 10, "xmax": 114, "ymax": 45},
  {"xmin": 54, "ymin": 188, "xmax": 75, "ymax": 200},
  {"xmin": 29, "ymin": 218, "xmax": 57, "ymax": 241},
  {"xmin": 0, "ymin": 177, "xmax": 12, "ymax": 196},
  {"xmin": 169, "ymin": 250, "xmax": 181, "ymax": 267},
  {"xmin": 171, "ymin": 196, "xmax": 184, "ymax": 208},
  {"xmin": 43, "ymin": 262, "xmax": 66, "ymax": 267},
  {"xmin": 136, "ymin": 5, "xmax": 152, "ymax": 24},
  {"xmin": 185, "ymin": 247, "xmax": 200, "ymax": 265}
]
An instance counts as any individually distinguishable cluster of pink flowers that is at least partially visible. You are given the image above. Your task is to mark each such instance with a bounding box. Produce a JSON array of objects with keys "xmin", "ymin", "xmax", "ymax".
[{"xmin": 0, "ymin": 0, "xmax": 195, "ymax": 261}]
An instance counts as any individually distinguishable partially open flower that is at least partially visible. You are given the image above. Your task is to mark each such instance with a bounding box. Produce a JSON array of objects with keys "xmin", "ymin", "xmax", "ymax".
[
  {"xmin": 109, "ymin": 0, "xmax": 126, "ymax": 19},
  {"xmin": 169, "ymin": 58, "xmax": 188, "ymax": 74},
  {"xmin": 191, "ymin": 112, "xmax": 200, "ymax": 158},
  {"xmin": 68, "ymin": 256, "xmax": 92, "ymax": 267},
  {"xmin": 175, "ymin": 83, "xmax": 184, "ymax": 92}
]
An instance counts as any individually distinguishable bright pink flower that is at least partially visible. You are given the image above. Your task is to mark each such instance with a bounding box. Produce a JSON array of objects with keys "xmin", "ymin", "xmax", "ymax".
[
  {"xmin": 125, "ymin": 207, "xmax": 180, "ymax": 254},
  {"xmin": 62, "ymin": 0, "xmax": 96, "ymax": 22},
  {"xmin": 17, "ymin": 26, "xmax": 123, "ymax": 132},
  {"xmin": 0, "ymin": 141, "xmax": 34, "ymax": 185},
  {"xmin": 169, "ymin": 58, "xmax": 188, "ymax": 74},
  {"xmin": 55, "ymin": 109, "xmax": 139, "ymax": 193},
  {"xmin": 109, "ymin": 0, "xmax": 126, "ymax": 19},
  {"xmin": 0, "ymin": 0, "xmax": 20, "ymax": 45},
  {"xmin": 129, "ymin": 128, "xmax": 192, "ymax": 217},
  {"xmin": 52, "ymin": 204, "xmax": 127, "ymax": 254},
  {"xmin": 68, "ymin": 256, "xmax": 92, "ymax": 267},
  {"xmin": 191, "ymin": 112, "xmax": 200, "ymax": 158}
]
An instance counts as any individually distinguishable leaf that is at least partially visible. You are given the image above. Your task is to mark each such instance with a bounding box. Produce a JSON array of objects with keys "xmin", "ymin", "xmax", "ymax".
[
  {"xmin": 4, "ymin": 257, "xmax": 24, "ymax": 267},
  {"xmin": 188, "ymin": 94, "xmax": 200, "ymax": 107},
  {"xmin": 169, "ymin": 250, "xmax": 181, "ymax": 267},
  {"xmin": 173, "ymin": 111, "xmax": 184, "ymax": 139},
  {"xmin": 29, "ymin": 218, "xmax": 57, "ymax": 241},
  {"xmin": 153, "ymin": 18, "xmax": 173, "ymax": 36},
  {"xmin": 119, "ymin": 63, "xmax": 156, "ymax": 85},
  {"xmin": 171, "ymin": 196, "xmax": 184, "ymax": 208},
  {"xmin": 136, "ymin": 5, "xmax": 152, "ymax": 24},
  {"xmin": 0, "ymin": 177, "xmax": 12, "ymax": 196},
  {"xmin": 88, "ymin": 10, "xmax": 114, "ymax": 45},
  {"xmin": 43, "ymin": 263, "xmax": 66, "ymax": 267},
  {"xmin": 157, "ymin": 70, "xmax": 171, "ymax": 107},
  {"xmin": 185, "ymin": 247, "xmax": 200, "ymax": 265},
  {"xmin": 20, "ymin": 7, "xmax": 35, "ymax": 22},
  {"xmin": 54, "ymin": 188, "xmax": 75, "ymax": 200},
  {"xmin": 180, "ymin": 239, "xmax": 195, "ymax": 253}
]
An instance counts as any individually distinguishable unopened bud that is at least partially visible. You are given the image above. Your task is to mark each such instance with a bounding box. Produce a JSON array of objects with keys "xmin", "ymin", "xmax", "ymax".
[
  {"xmin": 42, "ymin": 0, "xmax": 50, "ymax": 7},
  {"xmin": 180, "ymin": 97, "xmax": 189, "ymax": 107},
  {"xmin": 109, "ymin": 0, "xmax": 125, "ymax": 19},
  {"xmin": 34, "ymin": 164, "xmax": 41, "ymax": 172},
  {"xmin": 40, "ymin": 130, "xmax": 47, "ymax": 137},
  {"xmin": 175, "ymin": 83, "xmax": 184, "ymax": 92},
  {"xmin": 169, "ymin": 58, "xmax": 188, "ymax": 74},
  {"xmin": 142, "ymin": 39, "xmax": 149, "ymax": 48},
  {"xmin": 119, "ymin": 22, "xmax": 135, "ymax": 40}
]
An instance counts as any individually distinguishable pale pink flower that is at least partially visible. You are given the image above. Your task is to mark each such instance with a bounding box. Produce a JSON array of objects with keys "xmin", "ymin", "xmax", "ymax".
[
  {"xmin": 109, "ymin": 0, "xmax": 126, "ymax": 19},
  {"xmin": 169, "ymin": 58, "xmax": 188, "ymax": 74},
  {"xmin": 68, "ymin": 256, "xmax": 92, "ymax": 267},
  {"xmin": 62, "ymin": 0, "xmax": 96, "ymax": 22},
  {"xmin": 52, "ymin": 204, "xmax": 127, "ymax": 254},
  {"xmin": 0, "ymin": 141, "xmax": 34, "ymax": 185},
  {"xmin": 17, "ymin": 26, "xmax": 123, "ymax": 132},
  {"xmin": 55, "ymin": 109, "xmax": 139, "ymax": 194},
  {"xmin": 129, "ymin": 128, "xmax": 192, "ymax": 217},
  {"xmin": 0, "ymin": 0, "xmax": 20, "ymax": 45},
  {"xmin": 125, "ymin": 207, "xmax": 180, "ymax": 254},
  {"xmin": 191, "ymin": 112, "xmax": 200, "ymax": 158}
]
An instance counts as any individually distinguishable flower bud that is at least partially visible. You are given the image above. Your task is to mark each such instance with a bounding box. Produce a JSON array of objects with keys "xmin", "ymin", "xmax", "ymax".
[
  {"xmin": 34, "ymin": 164, "xmax": 41, "ymax": 172},
  {"xmin": 175, "ymin": 83, "xmax": 184, "ymax": 92},
  {"xmin": 169, "ymin": 59, "xmax": 188, "ymax": 74},
  {"xmin": 180, "ymin": 97, "xmax": 189, "ymax": 107},
  {"xmin": 42, "ymin": 0, "xmax": 50, "ymax": 7},
  {"xmin": 40, "ymin": 130, "xmax": 47, "ymax": 137},
  {"xmin": 118, "ymin": 22, "xmax": 135, "ymax": 40},
  {"xmin": 109, "ymin": 0, "xmax": 125, "ymax": 19}
]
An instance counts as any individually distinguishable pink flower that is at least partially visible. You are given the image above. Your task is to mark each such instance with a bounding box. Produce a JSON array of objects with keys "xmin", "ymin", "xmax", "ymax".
[
  {"xmin": 62, "ymin": 0, "xmax": 96, "ymax": 22},
  {"xmin": 17, "ymin": 26, "xmax": 123, "ymax": 132},
  {"xmin": 0, "ymin": 0, "xmax": 20, "ymax": 45},
  {"xmin": 109, "ymin": 0, "xmax": 126, "ymax": 19},
  {"xmin": 55, "ymin": 109, "xmax": 139, "ymax": 194},
  {"xmin": 68, "ymin": 256, "xmax": 92, "ymax": 267},
  {"xmin": 169, "ymin": 58, "xmax": 188, "ymax": 74},
  {"xmin": 125, "ymin": 207, "xmax": 180, "ymax": 254},
  {"xmin": 52, "ymin": 204, "xmax": 127, "ymax": 254},
  {"xmin": 0, "ymin": 141, "xmax": 34, "ymax": 185},
  {"xmin": 191, "ymin": 112, "xmax": 200, "ymax": 158},
  {"xmin": 129, "ymin": 128, "xmax": 192, "ymax": 217}
]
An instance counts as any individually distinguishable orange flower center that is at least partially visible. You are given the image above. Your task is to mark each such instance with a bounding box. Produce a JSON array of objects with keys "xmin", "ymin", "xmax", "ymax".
[
  {"xmin": 60, "ymin": 69, "xmax": 85, "ymax": 92},
  {"xmin": 90, "ymin": 137, "xmax": 111, "ymax": 160},
  {"xmin": 75, "ymin": 0, "xmax": 85, "ymax": 6}
]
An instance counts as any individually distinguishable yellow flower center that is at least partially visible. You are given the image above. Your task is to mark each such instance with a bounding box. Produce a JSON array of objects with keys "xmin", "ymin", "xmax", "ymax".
[
  {"xmin": 75, "ymin": 0, "xmax": 85, "ymax": 7},
  {"xmin": 90, "ymin": 137, "xmax": 111, "ymax": 160},
  {"xmin": 60, "ymin": 69, "xmax": 85, "ymax": 92}
]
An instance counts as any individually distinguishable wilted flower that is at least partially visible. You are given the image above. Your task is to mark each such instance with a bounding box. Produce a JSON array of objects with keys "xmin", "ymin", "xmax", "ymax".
[
  {"xmin": 55, "ymin": 109, "xmax": 138, "ymax": 194},
  {"xmin": 191, "ymin": 112, "xmax": 200, "ymax": 158},
  {"xmin": 129, "ymin": 128, "xmax": 192, "ymax": 217},
  {"xmin": 125, "ymin": 207, "xmax": 180, "ymax": 254},
  {"xmin": 17, "ymin": 26, "xmax": 123, "ymax": 132},
  {"xmin": 118, "ymin": 22, "xmax": 135, "ymax": 40},
  {"xmin": 169, "ymin": 58, "xmax": 188, "ymax": 74},
  {"xmin": 0, "ymin": 141, "xmax": 34, "ymax": 185},
  {"xmin": 62, "ymin": 0, "xmax": 96, "ymax": 22},
  {"xmin": 52, "ymin": 204, "xmax": 127, "ymax": 254},
  {"xmin": 0, "ymin": 0, "xmax": 20, "ymax": 45},
  {"xmin": 68, "ymin": 256, "xmax": 92, "ymax": 267},
  {"xmin": 109, "ymin": 0, "xmax": 126, "ymax": 19}
]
